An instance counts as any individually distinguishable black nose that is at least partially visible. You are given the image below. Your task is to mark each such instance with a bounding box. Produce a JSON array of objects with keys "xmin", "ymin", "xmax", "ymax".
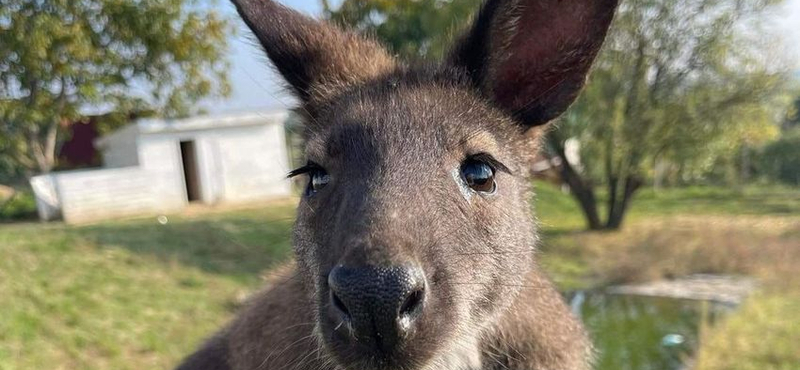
[{"xmin": 327, "ymin": 265, "xmax": 426, "ymax": 352}]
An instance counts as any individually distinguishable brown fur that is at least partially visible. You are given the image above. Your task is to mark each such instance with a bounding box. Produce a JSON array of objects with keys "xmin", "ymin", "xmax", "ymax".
[{"xmin": 176, "ymin": 1, "xmax": 618, "ymax": 369}]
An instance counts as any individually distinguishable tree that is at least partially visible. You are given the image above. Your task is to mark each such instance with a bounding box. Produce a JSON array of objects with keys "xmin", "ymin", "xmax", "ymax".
[
  {"xmin": 322, "ymin": 0, "xmax": 481, "ymax": 60},
  {"xmin": 759, "ymin": 128, "xmax": 800, "ymax": 186},
  {"xmin": 0, "ymin": 134, "xmax": 21, "ymax": 181},
  {"xmin": 0, "ymin": 0, "xmax": 231, "ymax": 175},
  {"xmin": 784, "ymin": 94, "xmax": 800, "ymax": 131},
  {"xmin": 549, "ymin": 0, "xmax": 791, "ymax": 229},
  {"xmin": 757, "ymin": 92, "xmax": 800, "ymax": 186}
]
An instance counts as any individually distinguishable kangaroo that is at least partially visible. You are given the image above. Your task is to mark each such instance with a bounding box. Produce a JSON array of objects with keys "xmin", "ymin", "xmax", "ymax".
[{"xmin": 176, "ymin": 0, "xmax": 618, "ymax": 369}]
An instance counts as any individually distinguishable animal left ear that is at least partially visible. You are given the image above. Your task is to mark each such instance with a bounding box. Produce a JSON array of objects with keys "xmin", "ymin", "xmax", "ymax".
[
  {"xmin": 231, "ymin": 0, "xmax": 396, "ymax": 105},
  {"xmin": 449, "ymin": 0, "xmax": 619, "ymax": 127}
]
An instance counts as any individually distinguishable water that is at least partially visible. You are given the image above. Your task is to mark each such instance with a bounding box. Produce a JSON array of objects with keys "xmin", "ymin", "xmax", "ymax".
[{"xmin": 570, "ymin": 291, "xmax": 728, "ymax": 370}]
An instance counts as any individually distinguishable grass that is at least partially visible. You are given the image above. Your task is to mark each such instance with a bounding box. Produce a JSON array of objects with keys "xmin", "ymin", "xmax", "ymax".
[
  {"xmin": 0, "ymin": 184, "xmax": 798, "ymax": 369},
  {"xmin": 695, "ymin": 292, "xmax": 800, "ymax": 370},
  {"xmin": 533, "ymin": 182, "xmax": 800, "ymax": 286},
  {"xmin": 0, "ymin": 202, "xmax": 296, "ymax": 370},
  {"xmin": 533, "ymin": 182, "xmax": 800, "ymax": 233}
]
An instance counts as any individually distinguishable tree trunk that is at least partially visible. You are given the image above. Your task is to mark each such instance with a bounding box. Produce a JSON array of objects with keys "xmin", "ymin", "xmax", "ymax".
[
  {"xmin": 27, "ymin": 122, "xmax": 59, "ymax": 174},
  {"xmin": 653, "ymin": 155, "xmax": 666, "ymax": 192},
  {"xmin": 560, "ymin": 158, "xmax": 603, "ymax": 230},
  {"xmin": 546, "ymin": 132, "xmax": 603, "ymax": 230},
  {"xmin": 605, "ymin": 176, "xmax": 642, "ymax": 229},
  {"xmin": 740, "ymin": 145, "xmax": 750, "ymax": 185}
]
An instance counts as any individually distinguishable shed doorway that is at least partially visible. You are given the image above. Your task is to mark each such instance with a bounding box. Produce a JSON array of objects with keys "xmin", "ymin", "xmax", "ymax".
[{"xmin": 180, "ymin": 141, "xmax": 202, "ymax": 202}]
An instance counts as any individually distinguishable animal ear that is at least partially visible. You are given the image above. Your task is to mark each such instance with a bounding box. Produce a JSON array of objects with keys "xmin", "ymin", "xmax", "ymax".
[
  {"xmin": 449, "ymin": 0, "xmax": 619, "ymax": 127},
  {"xmin": 231, "ymin": 0, "xmax": 396, "ymax": 103}
]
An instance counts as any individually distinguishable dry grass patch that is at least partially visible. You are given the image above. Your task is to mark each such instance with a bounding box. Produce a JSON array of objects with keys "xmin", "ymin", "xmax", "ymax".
[{"xmin": 541, "ymin": 215, "xmax": 800, "ymax": 287}]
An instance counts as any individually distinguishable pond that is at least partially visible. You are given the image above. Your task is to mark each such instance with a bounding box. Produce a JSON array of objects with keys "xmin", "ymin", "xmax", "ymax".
[{"xmin": 570, "ymin": 291, "xmax": 731, "ymax": 370}]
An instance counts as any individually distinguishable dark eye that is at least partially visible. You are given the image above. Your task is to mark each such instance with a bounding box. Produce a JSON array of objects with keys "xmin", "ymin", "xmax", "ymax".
[
  {"xmin": 288, "ymin": 163, "xmax": 330, "ymax": 196},
  {"xmin": 461, "ymin": 159, "xmax": 496, "ymax": 193},
  {"xmin": 308, "ymin": 168, "xmax": 330, "ymax": 195}
]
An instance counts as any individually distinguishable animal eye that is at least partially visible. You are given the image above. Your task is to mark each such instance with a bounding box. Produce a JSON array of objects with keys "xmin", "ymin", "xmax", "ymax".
[
  {"xmin": 461, "ymin": 159, "xmax": 496, "ymax": 193},
  {"xmin": 308, "ymin": 168, "xmax": 330, "ymax": 195},
  {"xmin": 288, "ymin": 163, "xmax": 330, "ymax": 196}
]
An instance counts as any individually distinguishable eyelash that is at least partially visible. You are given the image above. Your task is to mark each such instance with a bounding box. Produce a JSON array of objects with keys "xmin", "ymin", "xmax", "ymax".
[
  {"xmin": 468, "ymin": 153, "xmax": 512, "ymax": 175},
  {"xmin": 287, "ymin": 162, "xmax": 323, "ymax": 178}
]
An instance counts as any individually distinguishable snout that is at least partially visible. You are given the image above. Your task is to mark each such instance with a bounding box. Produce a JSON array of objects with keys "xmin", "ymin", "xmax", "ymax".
[{"xmin": 326, "ymin": 264, "xmax": 426, "ymax": 355}]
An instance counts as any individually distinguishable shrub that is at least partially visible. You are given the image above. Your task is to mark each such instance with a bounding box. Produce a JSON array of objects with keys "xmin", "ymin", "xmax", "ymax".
[
  {"xmin": 0, "ymin": 188, "xmax": 37, "ymax": 221},
  {"xmin": 759, "ymin": 130, "xmax": 800, "ymax": 186}
]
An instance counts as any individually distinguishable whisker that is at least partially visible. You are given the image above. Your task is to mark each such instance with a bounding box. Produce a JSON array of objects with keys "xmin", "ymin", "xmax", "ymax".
[{"xmin": 253, "ymin": 332, "xmax": 317, "ymax": 370}]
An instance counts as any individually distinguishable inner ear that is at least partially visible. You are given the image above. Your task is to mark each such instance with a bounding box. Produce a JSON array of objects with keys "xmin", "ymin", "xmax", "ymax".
[{"xmin": 449, "ymin": 0, "xmax": 619, "ymax": 127}]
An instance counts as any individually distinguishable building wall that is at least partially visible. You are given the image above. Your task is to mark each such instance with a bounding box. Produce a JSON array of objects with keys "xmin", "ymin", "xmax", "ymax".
[
  {"xmin": 139, "ymin": 122, "xmax": 292, "ymax": 205},
  {"xmin": 31, "ymin": 118, "xmax": 292, "ymax": 224},
  {"xmin": 215, "ymin": 123, "xmax": 292, "ymax": 202},
  {"xmin": 136, "ymin": 136, "xmax": 188, "ymax": 206},
  {"xmin": 43, "ymin": 136, "xmax": 188, "ymax": 223},
  {"xmin": 56, "ymin": 167, "xmax": 184, "ymax": 223},
  {"xmin": 99, "ymin": 125, "xmax": 140, "ymax": 168}
]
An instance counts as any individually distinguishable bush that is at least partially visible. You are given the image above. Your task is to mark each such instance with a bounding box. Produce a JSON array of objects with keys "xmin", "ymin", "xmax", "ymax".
[
  {"xmin": 0, "ymin": 188, "xmax": 37, "ymax": 221},
  {"xmin": 759, "ymin": 130, "xmax": 800, "ymax": 186}
]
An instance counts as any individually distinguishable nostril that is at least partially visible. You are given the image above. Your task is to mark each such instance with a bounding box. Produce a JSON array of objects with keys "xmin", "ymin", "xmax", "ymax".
[
  {"xmin": 399, "ymin": 287, "xmax": 424, "ymax": 317},
  {"xmin": 331, "ymin": 290, "xmax": 350, "ymax": 317},
  {"xmin": 327, "ymin": 264, "xmax": 427, "ymax": 343},
  {"xmin": 328, "ymin": 266, "xmax": 353, "ymax": 319}
]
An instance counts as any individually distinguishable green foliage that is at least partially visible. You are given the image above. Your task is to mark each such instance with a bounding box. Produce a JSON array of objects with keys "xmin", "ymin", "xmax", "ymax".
[
  {"xmin": 0, "ymin": 136, "xmax": 22, "ymax": 180},
  {"xmin": 564, "ymin": 0, "xmax": 789, "ymax": 184},
  {"xmin": 784, "ymin": 95, "xmax": 800, "ymax": 130},
  {"xmin": 547, "ymin": 0, "xmax": 793, "ymax": 228},
  {"xmin": 0, "ymin": 188, "xmax": 36, "ymax": 221},
  {"xmin": 324, "ymin": 0, "xmax": 482, "ymax": 60},
  {"xmin": 759, "ymin": 129, "xmax": 800, "ymax": 185},
  {"xmin": 0, "ymin": 0, "xmax": 232, "ymax": 174}
]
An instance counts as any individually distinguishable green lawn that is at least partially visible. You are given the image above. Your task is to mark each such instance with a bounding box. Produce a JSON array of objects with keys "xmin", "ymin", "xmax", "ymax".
[
  {"xmin": 1, "ymin": 185, "xmax": 798, "ymax": 369},
  {"xmin": 533, "ymin": 182, "xmax": 800, "ymax": 232},
  {"xmin": 0, "ymin": 203, "xmax": 296, "ymax": 370}
]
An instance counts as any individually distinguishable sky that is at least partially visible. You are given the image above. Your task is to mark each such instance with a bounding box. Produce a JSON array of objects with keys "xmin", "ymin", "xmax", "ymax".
[
  {"xmin": 206, "ymin": 0, "xmax": 326, "ymax": 113},
  {"xmin": 205, "ymin": 0, "xmax": 800, "ymax": 114}
]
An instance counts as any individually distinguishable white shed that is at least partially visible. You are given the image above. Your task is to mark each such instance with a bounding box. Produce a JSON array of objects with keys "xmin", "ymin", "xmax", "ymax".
[{"xmin": 31, "ymin": 110, "xmax": 293, "ymax": 224}]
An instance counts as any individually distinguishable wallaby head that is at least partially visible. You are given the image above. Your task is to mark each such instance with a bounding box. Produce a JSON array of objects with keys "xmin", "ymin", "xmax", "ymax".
[{"xmin": 231, "ymin": 0, "xmax": 617, "ymax": 369}]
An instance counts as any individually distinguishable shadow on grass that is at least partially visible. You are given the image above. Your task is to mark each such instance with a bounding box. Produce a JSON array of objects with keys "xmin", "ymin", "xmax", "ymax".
[
  {"xmin": 74, "ymin": 206, "xmax": 297, "ymax": 281},
  {"xmin": 66, "ymin": 184, "xmax": 800, "ymax": 283},
  {"xmin": 631, "ymin": 186, "xmax": 800, "ymax": 216}
]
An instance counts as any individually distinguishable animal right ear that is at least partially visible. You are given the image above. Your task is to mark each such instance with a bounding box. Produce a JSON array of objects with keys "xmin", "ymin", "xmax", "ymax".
[
  {"xmin": 449, "ymin": 0, "xmax": 619, "ymax": 127},
  {"xmin": 231, "ymin": 0, "xmax": 396, "ymax": 104}
]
